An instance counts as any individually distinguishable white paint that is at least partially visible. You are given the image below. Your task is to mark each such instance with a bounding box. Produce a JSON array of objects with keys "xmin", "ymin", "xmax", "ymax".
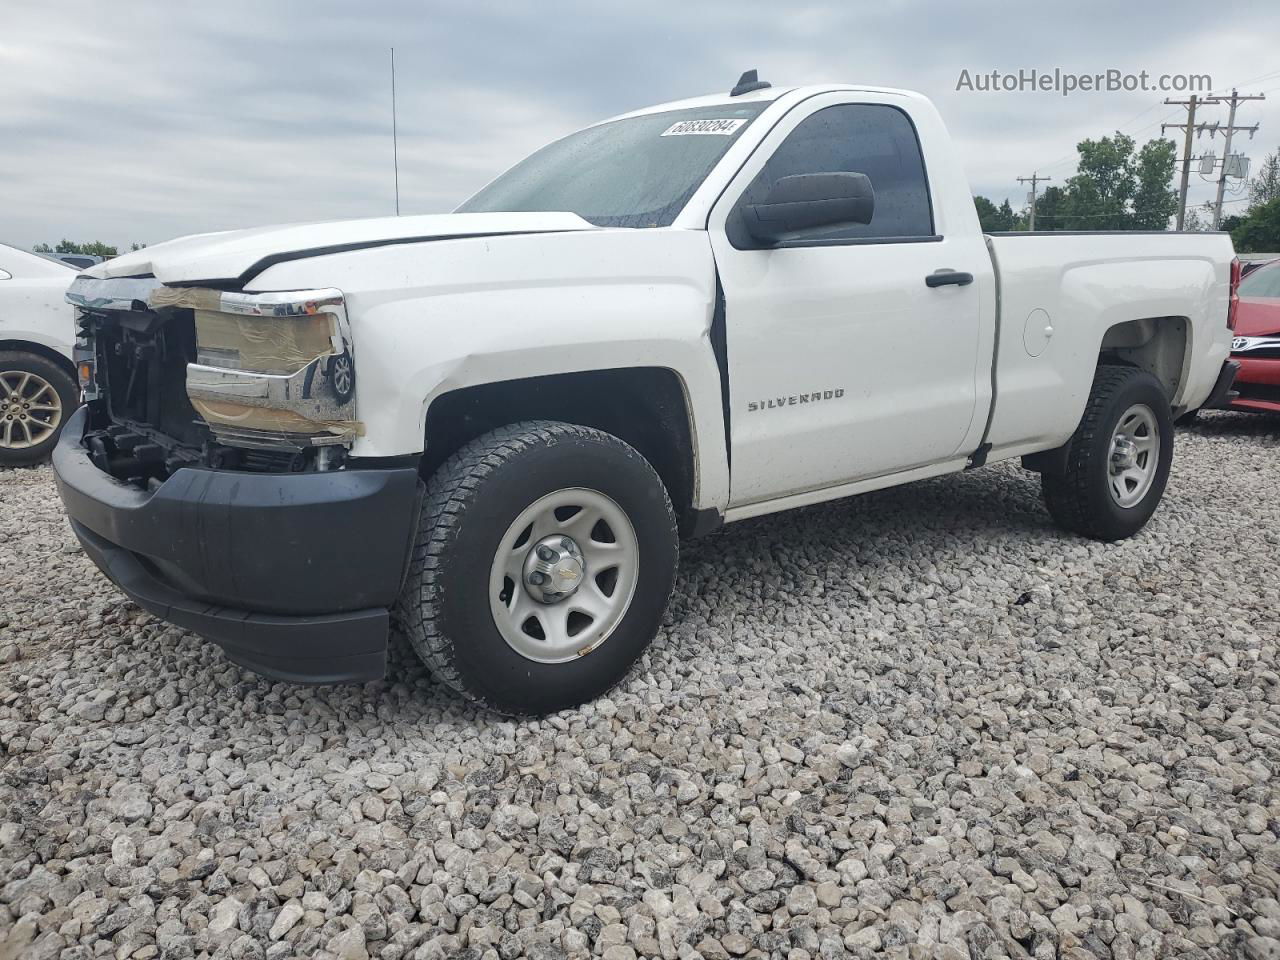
[
  {"xmin": 706, "ymin": 90, "xmax": 995, "ymax": 506},
  {"xmin": 84, "ymin": 212, "xmax": 598, "ymax": 285},
  {"xmin": 1023, "ymin": 308, "xmax": 1053, "ymax": 358},
  {"xmin": 985, "ymin": 234, "xmax": 1233, "ymax": 451},
  {"xmin": 0, "ymin": 244, "xmax": 76, "ymax": 359},
  {"xmin": 76, "ymin": 84, "xmax": 1235, "ymax": 522}
]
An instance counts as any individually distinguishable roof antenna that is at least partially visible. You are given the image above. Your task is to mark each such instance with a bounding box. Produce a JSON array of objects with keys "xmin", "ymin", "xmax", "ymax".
[
  {"xmin": 730, "ymin": 69, "xmax": 771, "ymax": 97},
  {"xmin": 390, "ymin": 47, "xmax": 400, "ymax": 216}
]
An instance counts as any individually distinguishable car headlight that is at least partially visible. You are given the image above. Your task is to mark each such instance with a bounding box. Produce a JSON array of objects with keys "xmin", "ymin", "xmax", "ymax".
[
  {"xmin": 151, "ymin": 286, "xmax": 360, "ymax": 446},
  {"xmin": 193, "ymin": 308, "xmax": 338, "ymax": 374}
]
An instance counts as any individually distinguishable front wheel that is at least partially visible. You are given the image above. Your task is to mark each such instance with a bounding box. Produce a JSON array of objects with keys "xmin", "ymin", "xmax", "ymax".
[
  {"xmin": 1041, "ymin": 366, "xmax": 1174, "ymax": 541},
  {"xmin": 396, "ymin": 421, "xmax": 678, "ymax": 715}
]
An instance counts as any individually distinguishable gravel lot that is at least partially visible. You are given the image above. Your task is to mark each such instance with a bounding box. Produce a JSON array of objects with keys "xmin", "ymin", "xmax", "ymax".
[{"xmin": 1, "ymin": 412, "xmax": 1277, "ymax": 960}]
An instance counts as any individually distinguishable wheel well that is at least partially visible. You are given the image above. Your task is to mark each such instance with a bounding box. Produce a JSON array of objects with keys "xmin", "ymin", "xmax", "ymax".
[
  {"xmin": 0, "ymin": 340, "xmax": 76, "ymax": 380},
  {"xmin": 423, "ymin": 368, "xmax": 698, "ymax": 528},
  {"xmin": 1097, "ymin": 317, "xmax": 1187, "ymax": 403}
]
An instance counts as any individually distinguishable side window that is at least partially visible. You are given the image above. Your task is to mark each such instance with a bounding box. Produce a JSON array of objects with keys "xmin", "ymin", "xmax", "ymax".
[{"xmin": 730, "ymin": 103, "xmax": 934, "ymax": 246}]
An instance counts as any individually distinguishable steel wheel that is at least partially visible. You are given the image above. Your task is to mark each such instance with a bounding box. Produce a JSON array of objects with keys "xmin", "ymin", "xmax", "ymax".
[
  {"xmin": 0, "ymin": 370, "xmax": 63, "ymax": 450},
  {"xmin": 488, "ymin": 487, "xmax": 639, "ymax": 664},
  {"xmin": 1108, "ymin": 403, "xmax": 1159, "ymax": 508}
]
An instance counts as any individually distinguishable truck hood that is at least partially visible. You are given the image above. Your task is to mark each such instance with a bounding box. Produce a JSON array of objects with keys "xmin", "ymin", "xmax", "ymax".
[{"xmin": 86, "ymin": 212, "xmax": 599, "ymax": 286}]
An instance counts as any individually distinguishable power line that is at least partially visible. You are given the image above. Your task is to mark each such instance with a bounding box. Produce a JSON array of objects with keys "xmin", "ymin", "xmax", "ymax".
[
  {"xmin": 1033, "ymin": 106, "xmax": 1184, "ymax": 179},
  {"xmin": 1029, "ymin": 61, "xmax": 1279, "ymax": 179},
  {"xmin": 1197, "ymin": 89, "xmax": 1266, "ymax": 228},
  {"xmin": 1208, "ymin": 68, "xmax": 1280, "ymax": 98},
  {"xmin": 1019, "ymin": 71, "xmax": 1273, "ymax": 218}
]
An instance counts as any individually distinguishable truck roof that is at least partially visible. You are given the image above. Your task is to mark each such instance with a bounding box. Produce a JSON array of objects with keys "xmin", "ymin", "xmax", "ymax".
[{"xmin": 599, "ymin": 83, "xmax": 926, "ymax": 127}]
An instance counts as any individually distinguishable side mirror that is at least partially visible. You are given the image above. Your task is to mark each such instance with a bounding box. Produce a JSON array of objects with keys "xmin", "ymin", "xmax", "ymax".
[{"xmin": 743, "ymin": 172, "xmax": 875, "ymax": 244}]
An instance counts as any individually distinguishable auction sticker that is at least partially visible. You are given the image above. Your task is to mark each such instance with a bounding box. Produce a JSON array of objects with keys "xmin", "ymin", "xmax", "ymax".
[{"xmin": 660, "ymin": 118, "xmax": 747, "ymax": 136}]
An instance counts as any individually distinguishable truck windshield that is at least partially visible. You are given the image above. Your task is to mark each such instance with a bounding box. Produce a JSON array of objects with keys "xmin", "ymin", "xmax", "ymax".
[{"xmin": 457, "ymin": 103, "xmax": 769, "ymax": 228}]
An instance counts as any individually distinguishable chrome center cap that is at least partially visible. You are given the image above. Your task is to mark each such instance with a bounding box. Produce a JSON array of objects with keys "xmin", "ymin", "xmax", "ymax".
[
  {"xmin": 523, "ymin": 535, "xmax": 585, "ymax": 604},
  {"xmin": 1111, "ymin": 436, "xmax": 1138, "ymax": 472}
]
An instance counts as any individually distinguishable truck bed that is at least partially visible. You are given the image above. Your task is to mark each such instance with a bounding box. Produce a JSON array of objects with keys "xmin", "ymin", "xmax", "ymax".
[{"xmin": 982, "ymin": 230, "xmax": 1235, "ymax": 460}]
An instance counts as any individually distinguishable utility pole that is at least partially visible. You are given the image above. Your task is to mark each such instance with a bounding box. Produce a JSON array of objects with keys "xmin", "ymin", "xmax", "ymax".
[
  {"xmin": 1162, "ymin": 94, "xmax": 1198, "ymax": 230},
  {"xmin": 1199, "ymin": 89, "xmax": 1264, "ymax": 229},
  {"xmin": 1016, "ymin": 173, "xmax": 1052, "ymax": 230}
]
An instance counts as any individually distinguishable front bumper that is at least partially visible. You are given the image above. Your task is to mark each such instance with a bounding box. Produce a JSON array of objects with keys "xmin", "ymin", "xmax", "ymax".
[{"xmin": 53, "ymin": 406, "xmax": 423, "ymax": 683}]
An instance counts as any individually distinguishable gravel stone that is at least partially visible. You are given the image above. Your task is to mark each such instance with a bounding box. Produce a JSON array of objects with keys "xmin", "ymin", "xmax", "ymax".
[
  {"xmin": 786, "ymin": 884, "xmax": 817, "ymax": 915},
  {"xmin": 269, "ymin": 901, "xmax": 304, "ymax": 940},
  {"xmin": 1, "ymin": 416, "xmax": 1278, "ymax": 960}
]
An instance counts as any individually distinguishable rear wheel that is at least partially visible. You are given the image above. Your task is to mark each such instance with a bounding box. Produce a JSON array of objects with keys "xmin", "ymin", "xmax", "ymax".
[
  {"xmin": 1041, "ymin": 366, "xmax": 1174, "ymax": 541},
  {"xmin": 0, "ymin": 351, "xmax": 78, "ymax": 467},
  {"xmin": 397, "ymin": 421, "xmax": 678, "ymax": 715}
]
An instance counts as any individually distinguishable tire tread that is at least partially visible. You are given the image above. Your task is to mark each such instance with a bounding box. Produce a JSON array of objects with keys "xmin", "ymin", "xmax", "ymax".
[
  {"xmin": 1041, "ymin": 364, "xmax": 1164, "ymax": 540},
  {"xmin": 395, "ymin": 420, "xmax": 676, "ymax": 714}
]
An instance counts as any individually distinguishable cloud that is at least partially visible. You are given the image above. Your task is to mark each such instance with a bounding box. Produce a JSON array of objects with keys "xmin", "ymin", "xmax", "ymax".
[{"xmin": 1, "ymin": 0, "xmax": 1276, "ymax": 249}]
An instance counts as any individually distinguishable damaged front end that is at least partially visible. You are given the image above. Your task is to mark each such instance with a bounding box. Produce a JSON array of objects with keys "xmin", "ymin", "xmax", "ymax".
[{"xmin": 67, "ymin": 277, "xmax": 360, "ymax": 486}]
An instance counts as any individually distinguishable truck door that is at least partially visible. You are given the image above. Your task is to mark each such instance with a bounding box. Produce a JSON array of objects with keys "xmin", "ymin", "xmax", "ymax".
[{"xmin": 708, "ymin": 96, "xmax": 988, "ymax": 507}]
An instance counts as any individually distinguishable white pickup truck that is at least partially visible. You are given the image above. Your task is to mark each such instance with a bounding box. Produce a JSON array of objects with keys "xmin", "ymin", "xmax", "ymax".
[{"xmin": 56, "ymin": 74, "xmax": 1239, "ymax": 714}]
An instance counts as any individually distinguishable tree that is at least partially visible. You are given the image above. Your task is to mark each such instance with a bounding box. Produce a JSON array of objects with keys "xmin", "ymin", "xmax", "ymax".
[
  {"xmin": 48, "ymin": 240, "xmax": 119, "ymax": 257},
  {"xmin": 1063, "ymin": 133, "xmax": 1137, "ymax": 230},
  {"xmin": 1249, "ymin": 150, "xmax": 1280, "ymax": 208},
  {"xmin": 1029, "ymin": 185, "xmax": 1069, "ymax": 231},
  {"xmin": 1230, "ymin": 196, "xmax": 1280, "ymax": 253},
  {"xmin": 974, "ymin": 195, "xmax": 998, "ymax": 230},
  {"xmin": 1046, "ymin": 133, "xmax": 1177, "ymax": 230},
  {"xmin": 997, "ymin": 199, "xmax": 1015, "ymax": 230},
  {"xmin": 32, "ymin": 243, "xmax": 52, "ymax": 253},
  {"xmin": 1131, "ymin": 139, "xmax": 1178, "ymax": 230},
  {"xmin": 1182, "ymin": 206, "xmax": 1212, "ymax": 232},
  {"xmin": 974, "ymin": 195, "xmax": 1016, "ymax": 231}
]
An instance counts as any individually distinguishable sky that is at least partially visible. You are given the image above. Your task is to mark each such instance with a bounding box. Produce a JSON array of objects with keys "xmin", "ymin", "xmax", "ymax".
[{"xmin": 2, "ymin": 0, "xmax": 1278, "ymax": 250}]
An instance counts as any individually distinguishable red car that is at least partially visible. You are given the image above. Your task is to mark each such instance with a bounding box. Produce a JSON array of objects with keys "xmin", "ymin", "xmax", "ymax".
[{"xmin": 1230, "ymin": 260, "xmax": 1280, "ymax": 414}]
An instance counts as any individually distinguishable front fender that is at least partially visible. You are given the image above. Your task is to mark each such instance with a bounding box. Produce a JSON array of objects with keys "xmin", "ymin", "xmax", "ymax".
[{"xmin": 249, "ymin": 229, "xmax": 729, "ymax": 510}]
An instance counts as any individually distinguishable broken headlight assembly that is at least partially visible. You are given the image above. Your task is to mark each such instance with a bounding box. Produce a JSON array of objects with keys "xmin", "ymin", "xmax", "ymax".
[{"xmin": 152, "ymin": 286, "xmax": 361, "ymax": 452}]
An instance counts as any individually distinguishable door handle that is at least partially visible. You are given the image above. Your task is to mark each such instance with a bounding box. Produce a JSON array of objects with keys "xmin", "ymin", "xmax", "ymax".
[{"xmin": 925, "ymin": 269, "xmax": 974, "ymax": 288}]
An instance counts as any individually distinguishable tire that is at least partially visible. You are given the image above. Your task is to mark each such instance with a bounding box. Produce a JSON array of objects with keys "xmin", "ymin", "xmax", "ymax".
[
  {"xmin": 397, "ymin": 421, "xmax": 678, "ymax": 715},
  {"xmin": 0, "ymin": 351, "xmax": 79, "ymax": 467},
  {"xmin": 1041, "ymin": 365, "xmax": 1174, "ymax": 541}
]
